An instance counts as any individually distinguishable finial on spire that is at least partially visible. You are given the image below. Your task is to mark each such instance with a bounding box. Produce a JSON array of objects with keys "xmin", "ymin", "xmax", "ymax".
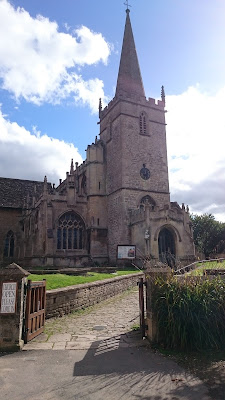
[
  {"xmin": 124, "ymin": 0, "xmax": 131, "ymax": 12},
  {"xmin": 161, "ymin": 85, "xmax": 165, "ymax": 104}
]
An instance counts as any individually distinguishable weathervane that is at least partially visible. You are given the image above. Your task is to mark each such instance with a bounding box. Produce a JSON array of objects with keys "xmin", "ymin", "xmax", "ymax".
[{"xmin": 124, "ymin": 0, "xmax": 132, "ymax": 11}]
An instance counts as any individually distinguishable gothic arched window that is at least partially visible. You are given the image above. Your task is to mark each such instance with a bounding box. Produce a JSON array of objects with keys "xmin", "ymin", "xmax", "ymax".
[
  {"xmin": 57, "ymin": 212, "xmax": 85, "ymax": 250},
  {"xmin": 140, "ymin": 195, "xmax": 156, "ymax": 210},
  {"xmin": 4, "ymin": 231, "xmax": 14, "ymax": 257},
  {"xmin": 140, "ymin": 112, "xmax": 147, "ymax": 135}
]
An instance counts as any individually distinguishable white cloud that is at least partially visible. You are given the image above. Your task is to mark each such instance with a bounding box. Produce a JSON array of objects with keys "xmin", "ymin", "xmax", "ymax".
[
  {"xmin": 166, "ymin": 85, "xmax": 225, "ymax": 222},
  {"xmin": 0, "ymin": 108, "xmax": 83, "ymax": 184},
  {"xmin": 0, "ymin": 0, "xmax": 224, "ymax": 221},
  {"xmin": 0, "ymin": 0, "xmax": 110, "ymax": 112},
  {"xmin": 53, "ymin": 72, "xmax": 108, "ymax": 113}
]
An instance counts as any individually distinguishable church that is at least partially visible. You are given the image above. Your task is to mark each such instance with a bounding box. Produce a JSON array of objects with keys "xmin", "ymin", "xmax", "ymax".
[{"xmin": 0, "ymin": 9, "xmax": 195, "ymax": 269}]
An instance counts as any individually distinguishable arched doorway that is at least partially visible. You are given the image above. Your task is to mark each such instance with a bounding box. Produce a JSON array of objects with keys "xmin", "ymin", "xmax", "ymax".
[{"xmin": 158, "ymin": 227, "xmax": 176, "ymax": 267}]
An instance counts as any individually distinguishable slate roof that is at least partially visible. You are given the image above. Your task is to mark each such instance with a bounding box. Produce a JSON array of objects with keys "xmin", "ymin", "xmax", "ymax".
[{"xmin": 0, "ymin": 177, "xmax": 49, "ymax": 209}]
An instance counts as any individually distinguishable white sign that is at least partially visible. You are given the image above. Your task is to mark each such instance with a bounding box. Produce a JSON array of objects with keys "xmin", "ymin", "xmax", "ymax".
[
  {"xmin": 117, "ymin": 245, "xmax": 136, "ymax": 260},
  {"xmin": 0, "ymin": 282, "xmax": 17, "ymax": 314}
]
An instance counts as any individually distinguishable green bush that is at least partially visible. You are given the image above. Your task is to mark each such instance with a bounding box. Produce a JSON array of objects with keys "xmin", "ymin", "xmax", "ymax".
[{"xmin": 151, "ymin": 276, "xmax": 225, "ymax": 351}]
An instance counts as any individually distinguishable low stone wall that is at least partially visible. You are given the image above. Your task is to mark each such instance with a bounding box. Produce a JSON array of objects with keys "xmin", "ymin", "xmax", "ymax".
[{"xmin": 46, "ymin": 272, "xmax": 143, "ymax": 319}]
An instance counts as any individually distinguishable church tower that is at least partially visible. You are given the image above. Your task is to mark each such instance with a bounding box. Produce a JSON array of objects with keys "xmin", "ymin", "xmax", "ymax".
[
  {"xmin": 100, "ymin": 9, "xmax": 169, "ymax": 260},
  {"xmin": 99, "ymin": 8, "xmax": 195, "ymax": 265},
  {"xmin": 0, "ymin": 7, "xmax": 195, "ymax": 269}
]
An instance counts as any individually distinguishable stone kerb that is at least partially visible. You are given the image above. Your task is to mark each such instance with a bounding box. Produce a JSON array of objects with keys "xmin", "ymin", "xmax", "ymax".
[
  {"xmin": 0, "ymin": 263, "xmax": 29, "ymax": 352},
  {"xmin": 46, "ymin": 272, "xmax": 143, "ymax": 319}
]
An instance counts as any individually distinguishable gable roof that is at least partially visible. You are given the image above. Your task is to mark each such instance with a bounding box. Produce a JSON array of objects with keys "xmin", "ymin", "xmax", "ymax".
[{"xmin": 0, "ymin": 177, "xmax": 49, "ymax": 209}]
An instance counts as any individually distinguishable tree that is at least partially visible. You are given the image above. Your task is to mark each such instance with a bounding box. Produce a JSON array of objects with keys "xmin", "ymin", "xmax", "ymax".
[{"xmin": 191, "ymin": 214, "xmax": 225, "ymax": 258}]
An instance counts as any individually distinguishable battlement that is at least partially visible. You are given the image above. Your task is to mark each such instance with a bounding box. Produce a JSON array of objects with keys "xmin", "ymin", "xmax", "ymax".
[
  {"xmin": 100, "ymin": 93, "xmax": 165, "ymax": 121},
  {"xmin": 101, "ymin": 96, "xmax": 118, "ymax": 119},
  {"xmin": 147, "ymin": 97, "xmax": 165, "ymax": 108},
  {"xmin": 76, "ymin": 160, "xmax": 86, "ymax": 175},
  {"xmin": 86, "ymin": 137, "xmax": 104, "ymax": 164},
  {"xmin": 86, "ymin": 136, "xmax": 102, "ymax": 151}
]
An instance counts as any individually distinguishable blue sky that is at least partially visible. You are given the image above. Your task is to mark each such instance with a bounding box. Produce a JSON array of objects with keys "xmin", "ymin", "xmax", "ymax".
[{"xmin": 0, "ymin": 0, "xmax": 225, "ymax": 221}]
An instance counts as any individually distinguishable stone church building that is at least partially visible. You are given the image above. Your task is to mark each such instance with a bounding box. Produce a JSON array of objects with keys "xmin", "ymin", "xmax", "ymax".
[{"xmin": 0, "ymin": 10, "xmax": 195, "ymax": 269}]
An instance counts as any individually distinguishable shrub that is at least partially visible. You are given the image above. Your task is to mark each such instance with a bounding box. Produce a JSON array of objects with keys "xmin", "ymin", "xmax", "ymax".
[{"xmin": 151, "ymin": 276, "xmax": 225, "ymax": 351}]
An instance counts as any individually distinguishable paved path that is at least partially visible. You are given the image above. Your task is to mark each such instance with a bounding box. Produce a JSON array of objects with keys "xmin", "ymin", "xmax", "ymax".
[
  {"xmin": 24, "ymin": 288, "xmax": 141, "ymax": 351},
  {"xmin": 1, "ymin": 288, "xmax": 211, "ymax": 400}
]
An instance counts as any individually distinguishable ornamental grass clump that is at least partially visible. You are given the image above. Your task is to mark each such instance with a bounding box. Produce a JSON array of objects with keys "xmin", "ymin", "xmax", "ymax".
[{"xmin": 151, "ymin": 276, "xmax": 225, "ymax": 351}]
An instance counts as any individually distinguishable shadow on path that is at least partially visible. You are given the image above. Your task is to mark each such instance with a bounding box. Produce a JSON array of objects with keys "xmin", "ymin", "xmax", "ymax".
[{"xmin": 73, "ymin": 332, "xmax": 210, "ymax": 400}]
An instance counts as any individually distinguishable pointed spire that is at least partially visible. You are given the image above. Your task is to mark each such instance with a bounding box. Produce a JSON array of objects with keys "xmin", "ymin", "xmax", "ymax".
[{"xmin": 116, "ymin": 9, "xmax": 145, "ymax": 99}]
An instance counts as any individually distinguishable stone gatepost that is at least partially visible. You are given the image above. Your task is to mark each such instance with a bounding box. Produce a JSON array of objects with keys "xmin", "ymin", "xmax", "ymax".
[
  {"xmin": 145, "ymin": 267, "xmax": 171, "ymax": 343},
  {"xmin": 0, "ymin": 263, "xmax": 29, "ymax": 352}
]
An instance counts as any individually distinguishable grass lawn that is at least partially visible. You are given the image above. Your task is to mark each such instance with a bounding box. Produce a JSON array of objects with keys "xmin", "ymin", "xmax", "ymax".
[
  {"xmin": 28, "ymin": 270, "xmax": 140, "ymax": 290},
  {"xmin": 190, "ymin": 260, "xmax": 225, "ymax": 276}
]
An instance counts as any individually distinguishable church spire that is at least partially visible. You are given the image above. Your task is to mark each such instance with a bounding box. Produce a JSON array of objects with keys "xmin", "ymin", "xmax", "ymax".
[{"xmin": 115, "ymin": 9, "xmax": 145, "ymax": 99}]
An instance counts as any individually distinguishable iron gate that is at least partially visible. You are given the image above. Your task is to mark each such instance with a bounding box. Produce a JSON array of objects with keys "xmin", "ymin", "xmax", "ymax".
[
  {"xmin": 138, "ymin": 277, "xmax": 146, "ymax": 338},
  {"xmin": 24, "ymin": 279, "xmax": 46, "ymax": 343}
]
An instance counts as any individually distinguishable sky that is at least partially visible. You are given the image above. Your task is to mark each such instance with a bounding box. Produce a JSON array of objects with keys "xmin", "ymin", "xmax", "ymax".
[{"xmin": 0, "ymin": 0, "xmax": 224, "ymax": 221}]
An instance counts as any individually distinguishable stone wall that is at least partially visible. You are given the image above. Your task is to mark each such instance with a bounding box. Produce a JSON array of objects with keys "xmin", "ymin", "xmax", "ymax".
[
  {"xmin": 0, "ymin": 208, "xmax": 22, "ymax": 266},
  {"xmin": 46, "ymin": 272, "xmax": 143, "ymax": 319},
  {"xmin": 0, "ymin": 263, "xmax": 29, "ymax": 352}
]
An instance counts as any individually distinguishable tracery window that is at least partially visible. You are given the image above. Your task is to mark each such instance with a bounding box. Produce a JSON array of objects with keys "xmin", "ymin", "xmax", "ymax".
[
  {"xmin": 140, "ymin": 195, "xmax": 156, "ymax": 210},
  {"xmin": 57, "ymin": 212, "xmax": 85, "ymax": 250},
  {"xmin": 4, "ymin": 231, "xmax": 14, "ymax": 257},
  {"xmin": 140, "ymin": 112, "xmax": 147, "ymax": 135}
]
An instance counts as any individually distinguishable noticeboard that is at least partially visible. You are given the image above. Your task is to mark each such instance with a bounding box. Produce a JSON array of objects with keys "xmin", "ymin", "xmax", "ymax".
[
  {"xmin": 117, "ymin": 245, "xmax": 136, "ymax": 260},
  {"xmin": 0, "ymin": 282, "xmax": 17, "ymax": 314}
]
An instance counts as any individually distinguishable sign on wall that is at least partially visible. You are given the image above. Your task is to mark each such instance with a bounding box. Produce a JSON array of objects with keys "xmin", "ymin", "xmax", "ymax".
[
  {"xmin": 117, "ymin": 245, "xmax": 136, "ymax": 260},
  {"xmin": 0, "ymin": 282, "xmax": 17, "ymax": 314}
]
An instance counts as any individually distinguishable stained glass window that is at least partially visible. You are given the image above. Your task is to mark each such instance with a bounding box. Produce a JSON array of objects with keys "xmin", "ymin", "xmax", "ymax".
[{"xmin": 57, "ymin": 213, "xmax": 84, "ymax": 250}]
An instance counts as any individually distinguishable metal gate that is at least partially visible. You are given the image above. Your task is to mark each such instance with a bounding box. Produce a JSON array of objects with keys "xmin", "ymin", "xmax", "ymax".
[{"xmin": 24, "ymin": 280, "xmax": 46, "ymax": 343}]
